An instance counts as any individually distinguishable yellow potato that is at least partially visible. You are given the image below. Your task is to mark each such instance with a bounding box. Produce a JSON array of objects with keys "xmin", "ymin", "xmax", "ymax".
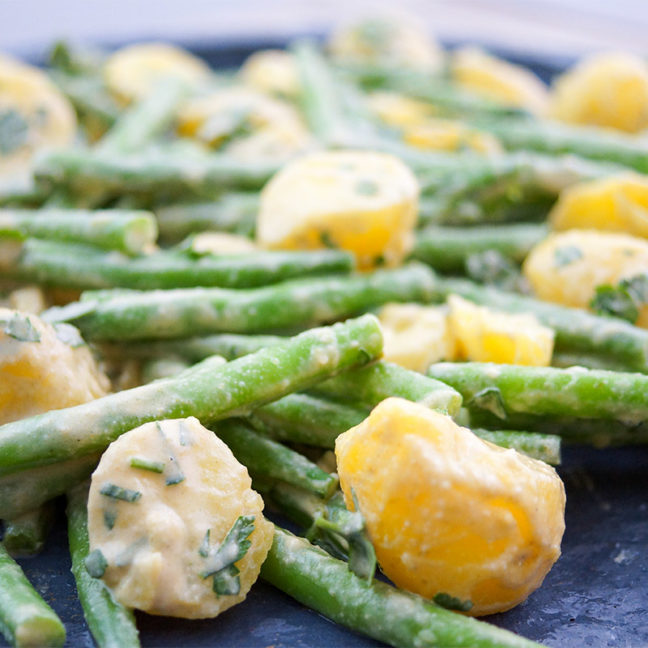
[
  {"xmin": 240, "ymin": 49, "xmax": 299, "ymax": 98},
  {"xmin": 257, "ymin": 151, "xmax": 419, "ymax": 270},
  {"xmin": 377, "ymin": 303, "xmax": 454, "ymax": 372},
  {"xmin": 367, "ymin": 91, "xmax": 436, "ymax": 128},
  {"xmin": 550, "ymin": 173, "xmax": 648, "ymax": 238},
  {"xmin": 335, "ymin": 397, "xmax": 565, "ymax": 616},
  {"xmin": 447, "ymin": 295, "xmax": 555, "ymax": 366},
  {"xmin": 329, "ymin": 16, "xmax": 443, "ymax": 71},
  {"xmin": 0, "ymin": 55, "xmax": 76, "ymax": 185},
  {"xmin": 451, "ymin": 47, "xmax": 549, "ymax": 114},
  {"xmin": 549, "ymin": 52, "xmax": 648, "ymax": 133},
  {"xmin": 104, "ymin": 43, "xmax": 211, "ymax": 103},
  {"xmin": 0, "ymin": 309, "xmax": 109, "ymax": 424},
  {"xmin": 404, "ymin": 119, "xmax": 502, "ymax": 155},
  {"xmin": 87, "ymin": 417, "xmax": 274, "ymax": 618},
  {"xmin": 523, "ymin": 229, "xmax": 648, "ymax": 323},
  {"xmin": 176, "ymin": 86, "xmax": 304, "ymax": 150}
]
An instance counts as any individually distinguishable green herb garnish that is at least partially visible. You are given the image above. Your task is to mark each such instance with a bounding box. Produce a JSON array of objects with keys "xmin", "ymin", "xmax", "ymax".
[
  {"xmin": 590, "ymin": 273, "xmax": 648, "ymax": 322},
  {"xmin": 319, "ymin": 231, "xmax": 337, "ymax": 249},
  {"xmin": 200, "ymin": 515, "xmax": 255, "ymax": 596},
  {"xmin": 433, "ymin": 592, "xmax": 474, "ymax": 612},
  {"xmin": 553, "ymin": 245, "xmax": 583, "ymax": 268},
  {"xmin": 3, "ymin": 313, "xmax": 41, "ymax": 342},
  {"xmin": 103, "ymin": 510, "xmax": 117, "ymax": 530},
  {"xmin": 130, "ymin": 456, "xmax": 165, "ymax": 473},
  {"xmin": 85, "ymin": 548, "xmax": 108, "ymax": 578},
  {"xmin": 99, "ymin": 482, "xmax": 142, "ymax": 503},
  {"xmin": 0, "ymin": 109, "xmax": 29, "ymax": 155},
  {"xmin": 156, "ymin": 422, "xmax": 185, "ymax": 486}
]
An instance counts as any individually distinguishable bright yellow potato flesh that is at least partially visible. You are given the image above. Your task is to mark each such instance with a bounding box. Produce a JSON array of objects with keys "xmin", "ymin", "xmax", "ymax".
[
  {"xmin": 87, "ymin": 417, "xmax": 273, "ymax": 618},
  {"xmin": 257, "ymin": 151, "xmax": 419, "ymax": 270},
  {"xmin": 0, "ymin": 308, "xmax": 109, "ymax": 424},
  {"xmin": 335, "ymin": 398, "xmax": 565, "ymax": 616},
  {"xmin": 451, "ymin": 47, "xmax": 549, "ymax": 114},
  {"xmin": 549, "ymin": 52, "xmax": 648, "ymax": 133},
  {"xmin": 240, "ymin": 50, "xmax": 300, "ymax": 98},
  {"xmin": 550, "ymin": 173, "xmax": 648, "ymax": 238},
  {"xmin": 177, "ymin": 86, "xmax": 304, "ymax": 147},
  {"xmin": 404, "ymin": 119, "xmax": 502, "ymax": 155},
  {"xmin": 367, "ymin": 91, "xmax": 437, "ymax": 128},
  {"xmin": 104, "ymin": 43, "xmax": 211, "ymax": 103},
  {"xmin": 0, "ymin": 55, "xmax": 76, "ymax": 187},
  {"xmin": 447, "ymin": 295, "xmax": 555, "ymax": 366},
  {"xmin": 329, "ymin": 17, "xmax": 443, "ymax": 71},
  {"xmin": 523, "ymin": 229, "xmax": 648, "ymax": 325},
  {"xmin": 377, "ymin": 303, "xmax": 454, "ymax": 372}
]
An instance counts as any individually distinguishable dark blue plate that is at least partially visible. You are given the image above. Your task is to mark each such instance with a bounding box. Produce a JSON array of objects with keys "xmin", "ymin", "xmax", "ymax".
[{"xmin": 3, "ymin": 40, "xmax": 648, "ymax": 648}]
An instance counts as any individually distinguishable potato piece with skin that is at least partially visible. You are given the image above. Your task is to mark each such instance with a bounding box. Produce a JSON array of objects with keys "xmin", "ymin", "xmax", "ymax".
[
  {"xmin": 522, "ymin": 229, "xmax": 648, "ymax": 324},
  {"xmin": 378, "ymin": 303, "xmax": 454, "ymax": 373},
  {"xmin": 240, "ymin": 50, "xmax": 300, "ymax": 99},
  {"xmin": 329, "ymin": 17, "xmax": 443, "ymax": 72},
  {"xmin": 451, "ymin": 47, "xmax": 549, "ymax": 114},
  {"xmin": 104, "ymin": 43, "xmax": 211, "ymax": 104},
  {"xmin": 0, "ymin": 308, "xmax": 109, "ymax": 425},
  {"xmin": 87, "ymin": 417, "xmax": 273, "ymax": 619},
  {"xmin": 336, "ymin": 397, "xmax": 565, "ymax": 616},
  {"xmin": 404, "ymin": 119, "xmax": 502, "ymax": 155},
  {"xmin": 257, "ymin": 151, "xmax": 419, "ymax": 270},
  {"xmin": 550, "ymin": 173, "xmax": 648, "ymax": 238},
  {"xmin": 0, "ymin": 55, "xmax": 76, "ymax": 188},
  {"xmin": 447, "ymin": 294, "xmax": 555, "ymax": 366},
  {"xmin": 549, "ymin": 52, "xmax": 648, "ymax": 133}
]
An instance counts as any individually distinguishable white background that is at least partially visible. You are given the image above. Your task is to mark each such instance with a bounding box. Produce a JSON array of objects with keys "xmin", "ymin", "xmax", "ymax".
[{"xmin": 2, "ymin": 0, "xmax": 648, "ymax": 58}]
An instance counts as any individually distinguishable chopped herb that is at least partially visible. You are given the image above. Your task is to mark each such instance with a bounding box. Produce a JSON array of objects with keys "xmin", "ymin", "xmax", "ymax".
[
  {"xmin": 590, "ymin": 274, "xmax": 648, "ymax": 322},
  {"xmin": 3, "ymin": 313, "xmax": 41, "ymax": 342},
  {"xmin": 433, "ymin": 592, "xmax": 473, "ymax": 612},
  {"xmin": 468, "ymin": 387, "xmax": 507, "ymax": 420},
  {"xmin": 0, "ymin": 109, "xmax": 29, "ymax": 155},
  {"xmin": 156, "ymin": 422, "xmax": 185, "ymax": 486},
  {"xmin": 85, "ymin": 548, "xmax": 108, "ymax": 578},
  {"xmin": 553, "ymin": 245, "xmax": 583, "ymax": 268},
  {"xmin": 319, "ymin": 231, "xmax": 336, "ymax": 249},
  {"xmin": 373, "ymin": 254, "xmax": 386, "ymax": 267},
  {"xmin": 103, "ymin": 510, "xmax": 117, "ymax": 530},
  {"xmin": 590, "ymin": 284, "xmax": 638, "ymax": 322},
  {"xmin": 130, "ymin": 456, "xmax": 165, "ymax": 473},
  {"xmin": 200, "ymin": 515, "xmax": 255, "ymax": 597},
  {"xmin": 178, "ymin": 420, "xmax": 194, "ymax": 446},
  {"xmin": 53, "ymin": 322, "xmax": 85, "ymax": 347},
  {"xmin": 199, "ymin": 529, "xmax": 211, "ymax": 558},
  {"xmin": 114, "ymin": 537, "xmax": 147, "ymax": 567},
  {"xmin": 99, "ymin": 482, "xmax": 142, "ymax": 503},
  {"xmin": 355, "ymin": 179, "xmax": 379, "ymax": 196},
  {"xmin": 465, "ymin": 250, "xmax": 521, "ymax": 290}
]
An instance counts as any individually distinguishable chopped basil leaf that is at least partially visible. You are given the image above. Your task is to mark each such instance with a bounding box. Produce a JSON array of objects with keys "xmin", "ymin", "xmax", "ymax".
[
  {"xmin": 468, "ymin": 387, "xmax": 507, "ymax": 420},
  {"xmin": 200, "ymin": 515, "xmax": 255, "ymax": 597},
  {"xmin": 553, "ymin": 245, "xmax": 583, "ymax": 268},
  {"xmin": 85, "ymin": 549, "xmax": 108, "ymax": 578},
  {"xmin": 3, "ymin": 313, "xmax": 40, "ymax": 342},
  {"xmin": 0, "ymin": 109, "xmax": 29, "ymax": 156},
  {"xmin": 433, "ymin": 592, "xmax": 473, "ymax": 612},
  {"xmin": 100, "ymin": 482, "xmax": 142, "ymax": 503},
  {"xmin": 53, "ymin": 322, "xmax": 85, "ymax": 347},
  {"xmin": 130, "ymin": 456, "xmax": 165, "ymax": 473}
]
